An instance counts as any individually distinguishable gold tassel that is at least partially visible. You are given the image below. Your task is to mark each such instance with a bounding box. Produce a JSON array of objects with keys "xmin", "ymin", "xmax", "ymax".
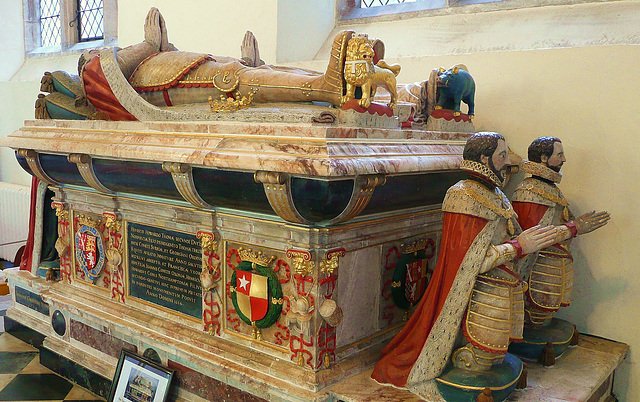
[
  {"xmin": 476, "ymin": 388, "xmax": 494, "ymax": 402},
  {"xmin": 516, "ymin": 368, "xmax": 528, "ymax": 390},
  {"xmin": 508, "ymin": 219, "xmax": 515, "ymax": 236},
  {"xmin": 563, "ymin": 206, "xmax": 570, "ymax": 222},
  {"xmin": 538, "ymin": 342, "xmax": 556, "ymax": 367}
]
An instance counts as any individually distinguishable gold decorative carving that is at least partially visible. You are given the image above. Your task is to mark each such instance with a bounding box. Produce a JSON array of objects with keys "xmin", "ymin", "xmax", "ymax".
[
  {"xmin": 238, "ymin": 247, "xmax": 276, "ymax": 268},
  {"xmin": 342, "ymin": 33, "xmax": 400, "ymax": 109},
  {"xmin": 401, "ymin": 238, "xmax": 432, "ymax": 255},
  {"xmin": 53, "ymin": 202, "xmax": 69, "ymax": 222},
  {"xmin": 52, "ymin": 201, "xmax": 71, "ymax": 283},
  {"xmin": 208, "ymin": 92, "xmax": 254, "ymax": 112},
  {"xmin": 252, "ymin": 325, "xmax": 263, "ymax": 341},
  {"xmin": 77, "ymin": 214, "xmax": 101, "ymax": 228},
  {"xmin": 197, "ymin": 231, "xmax": 217, "ymax": 254},
  {"xmin": 197, "ymin": 231, "xmax": 220, "ymax": 293},
  {"xmin": 320, "ymin": 248, "xmax": 345, "ymax": 276},
  {"xmin": 103, "ymin": 212, "xmax": 121, "ymax": 233},
  {"xmin": 286, "ymin": 249, "xmax": 315, "ymax": 276}
]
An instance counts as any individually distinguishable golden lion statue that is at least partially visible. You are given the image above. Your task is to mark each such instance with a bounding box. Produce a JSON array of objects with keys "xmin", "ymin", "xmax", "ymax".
[{"xmin": 342, "ymin": 34, "xmax": 401, "ymax": 110}]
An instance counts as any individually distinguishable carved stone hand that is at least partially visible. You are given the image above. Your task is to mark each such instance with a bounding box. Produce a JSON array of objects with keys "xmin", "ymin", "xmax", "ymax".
[
  {"xmin": 516, "ymin": 225, "xmax": 557, "ymax": 255},
  {"xmin": 575, "ymin": 210, "xmax": 611, "ymax": 235}
]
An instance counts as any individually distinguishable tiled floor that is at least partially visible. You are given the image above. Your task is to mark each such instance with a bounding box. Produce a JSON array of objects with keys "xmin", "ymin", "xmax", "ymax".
[{"xmin": 0, "ymin": 294, "xmax": 105, "ymax": 402}]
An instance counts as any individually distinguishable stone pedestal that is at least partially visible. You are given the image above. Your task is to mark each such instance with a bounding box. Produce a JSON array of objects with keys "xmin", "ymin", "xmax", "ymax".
[{"xmin": 328, "ymin": 335, "xmax": 628, "ymax": 401}]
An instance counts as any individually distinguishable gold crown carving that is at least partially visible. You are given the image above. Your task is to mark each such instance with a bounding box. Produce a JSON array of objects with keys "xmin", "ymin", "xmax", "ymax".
[
  {"xmin": 209, "ymin": 91, "xmax": 254, "ymax": 112},
  {"xmin": 238, "ymin": 247, "xmax": 276, "ymax": 268},
  {"xmin": 401, "ymin": 238, "xmax": 432, "ymax": 255},
  {"xmin": 77, "ymin": 214, "xmax": 100, "ymax": 228}
]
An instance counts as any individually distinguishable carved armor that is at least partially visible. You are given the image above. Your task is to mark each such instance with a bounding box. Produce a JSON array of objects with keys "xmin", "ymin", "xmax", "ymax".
[
  {"xmin": 465, "ymin": 265, "xmax": 525, "ymax": 354},
  {"xmin": 513, "ymin": 161, "xmax": 575, "ymax": 326},
  {"xmin": 526, "ymin": 245, "xmax": 573, "ymax": 324}
]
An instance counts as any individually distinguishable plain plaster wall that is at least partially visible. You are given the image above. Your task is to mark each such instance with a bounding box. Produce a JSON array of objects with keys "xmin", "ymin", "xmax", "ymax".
[
  {"xmin": 117, "ymin": 1, "xmax": 280, "ymax": 64},
  {"xmin": 0, "ymin": 0, "xmax": 638, "ymax": 399}
]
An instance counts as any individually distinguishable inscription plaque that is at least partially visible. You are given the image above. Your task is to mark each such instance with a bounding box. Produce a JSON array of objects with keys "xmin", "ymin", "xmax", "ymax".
[
  {"xmin": 127, "ymin": 222, "xmax": 202, "ymax": 319},
  {"xmin": 15, "ymin": 286, "xmax": 50, "ymax": 316}
]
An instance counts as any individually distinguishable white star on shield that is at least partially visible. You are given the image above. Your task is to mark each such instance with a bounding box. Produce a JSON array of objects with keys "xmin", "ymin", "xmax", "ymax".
[{"xmin": 239, "ymin": 274, "xmax": 250, "ymax": 290}]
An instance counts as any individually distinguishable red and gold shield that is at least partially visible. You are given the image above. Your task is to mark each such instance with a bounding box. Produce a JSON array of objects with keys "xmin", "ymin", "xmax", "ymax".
[
  {"xmin": 405, "ymin": 259, "xmax": 429, "ymax": 304},
  {"xmin": 235, "ymin": 271, "xmax": 269, "ymax": 322},
  {"xmin": 78, "ymin": 232, "xmax": 98, "ymax": 271}
]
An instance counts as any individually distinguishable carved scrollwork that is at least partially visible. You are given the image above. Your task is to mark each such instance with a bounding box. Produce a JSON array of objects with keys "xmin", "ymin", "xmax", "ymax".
[
  {"xmin": 68, "ymin": 153, "xmax": 114, "ymax": 194},
  {"xmin": 255, "ymin": 171, "xmax": 386, "ymax": 225},
  {"xmin": 17, "ymin": 149, "xmax": 59, "ymax": 186},
  {"xmin": 197, "ymin": 231, "xmax": 220, "ymax": 294},
  {"xmin": 254, "ymin": 171, "xmax": 311, "ymax": 224},
  {"xmin": 286, "ymin": 249, "xmax": 315, "ymax": 276},
  {"xmin": 52, "ymin": 201, "xmax": 72, "ymax": 283},
  {"xmin": 162, "ymin": 162, "xmax": 213, "ymax": 209},
  {"xmin": 320, "ymin": 248, "xmax": 345, "ymax": 276}
]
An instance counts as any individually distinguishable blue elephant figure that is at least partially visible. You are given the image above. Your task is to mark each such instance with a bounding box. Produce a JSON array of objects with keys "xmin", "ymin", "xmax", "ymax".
[{"xmin": 435, "ymin": 65, "xmax": 475, "ymax": 117}]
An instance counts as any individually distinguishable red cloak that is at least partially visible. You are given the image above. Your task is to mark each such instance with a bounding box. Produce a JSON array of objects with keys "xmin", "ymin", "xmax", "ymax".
[{"xmin": 371, "ymin": 211, "xmax": 487, "ymax": 387}]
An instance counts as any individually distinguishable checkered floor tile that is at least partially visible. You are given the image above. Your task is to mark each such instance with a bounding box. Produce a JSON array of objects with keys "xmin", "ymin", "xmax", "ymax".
[{"xmin": 0, "ymin": 332, "xmax": 104, "ymax": 401}]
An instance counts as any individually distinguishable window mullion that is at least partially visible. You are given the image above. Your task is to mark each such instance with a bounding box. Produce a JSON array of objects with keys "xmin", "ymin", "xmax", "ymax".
[{"xmin": 60, "ymin": 0, "xmax": 78, "ymax": 50}]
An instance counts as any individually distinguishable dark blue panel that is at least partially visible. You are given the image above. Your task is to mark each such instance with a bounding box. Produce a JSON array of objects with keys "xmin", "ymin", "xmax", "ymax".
[
  {"xmin": 362, "ymin": 171, "xmax": 466, "ymax": 215},
  {"xmin": 15, "ymin": 154, "xmax": 34, "ymax": 177},
  {"xmin": 93, "ymin": 159, "xmax": 182, "ymax": 200},
  {"xmin": 192, "ymin": 168, "xmax": 273, "ymax": 214},
  {"xmin": 14, "ymin": 286, "xmax": 50, "ymax": 316},
  {"xmin": 290, "ymin": 177, "xmax": 352, "ymax": 222},
  {"xmin": 38, "ymin": 154, "xmax": 85, "ymax": 186}
]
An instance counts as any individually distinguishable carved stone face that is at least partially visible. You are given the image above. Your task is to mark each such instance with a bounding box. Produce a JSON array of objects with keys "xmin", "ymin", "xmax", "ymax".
[{"xmin": 543, "ymin": 141, "xmax": 566, "ymax": 172}]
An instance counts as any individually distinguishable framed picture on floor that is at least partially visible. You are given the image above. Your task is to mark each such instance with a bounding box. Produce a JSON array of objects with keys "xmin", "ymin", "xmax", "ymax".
[{"xmin": 108, "ymin": 349, "xmax": 174, "ymax": 402}]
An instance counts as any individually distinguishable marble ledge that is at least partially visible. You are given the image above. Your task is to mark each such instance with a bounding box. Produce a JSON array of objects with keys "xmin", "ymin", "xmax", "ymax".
[
  {"xmin": 19, "ymin": 119, "xmax": 473, "ymax": 141},
  {"xmin": 3, "ymin": 120, "xmax": 469, "ymax": 177}
]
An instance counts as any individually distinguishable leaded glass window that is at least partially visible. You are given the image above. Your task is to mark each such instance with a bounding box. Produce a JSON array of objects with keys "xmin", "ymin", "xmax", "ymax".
[
  {"xmin": 40, "ymin": 0, "xmax": 61, "ymax": 47},
  {"xmin": 76, "ymin": 0, "xmax": 104, "ymax": 42}
]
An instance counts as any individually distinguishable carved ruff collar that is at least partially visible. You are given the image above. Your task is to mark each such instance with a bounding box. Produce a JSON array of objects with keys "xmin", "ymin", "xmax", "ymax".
[
  {"xmin": 521, "ymin": 160, "xmax": 563, "ymax": 184},
  {"xmin": 460, "ymin": 160, "xmax": 504, "ymax": 188}
]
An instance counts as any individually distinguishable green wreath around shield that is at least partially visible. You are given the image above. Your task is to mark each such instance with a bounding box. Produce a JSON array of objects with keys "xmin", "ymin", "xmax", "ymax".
[
  {"xmin": 391, "ymin": 249, "xmax": 432, "ymax": 310},
  {"xmin": 230, "ymin": 261, "xmax": 283, "ymax": 329}
]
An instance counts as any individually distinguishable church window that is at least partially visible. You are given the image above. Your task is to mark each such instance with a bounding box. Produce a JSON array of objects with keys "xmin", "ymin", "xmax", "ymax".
[
  {"xmin": 25, "ymin": 0, "xmax": 112, "ymax": 53},
  {"xmin": 39, "ymin": 0, "xmax": 61, "ymax": 47}
]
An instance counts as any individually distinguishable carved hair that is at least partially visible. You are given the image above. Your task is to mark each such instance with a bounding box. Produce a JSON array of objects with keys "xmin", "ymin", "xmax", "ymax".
[
  {"xmin": 463, "ymin": 132, "xmax": 505, "ymax": 162},
  {"xmin": 528, "ymin": 136, "xmax": 561, "ymax": 163}
]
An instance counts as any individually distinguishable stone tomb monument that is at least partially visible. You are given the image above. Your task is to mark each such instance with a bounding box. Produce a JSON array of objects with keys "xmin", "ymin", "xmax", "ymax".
[
  {"xmin": 2, "ymin": 117, "xmax": 470, "ymax": 400},
  {"xmin": 1, "ymin": 10, "xmax": 627, "ymax": 401}
]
